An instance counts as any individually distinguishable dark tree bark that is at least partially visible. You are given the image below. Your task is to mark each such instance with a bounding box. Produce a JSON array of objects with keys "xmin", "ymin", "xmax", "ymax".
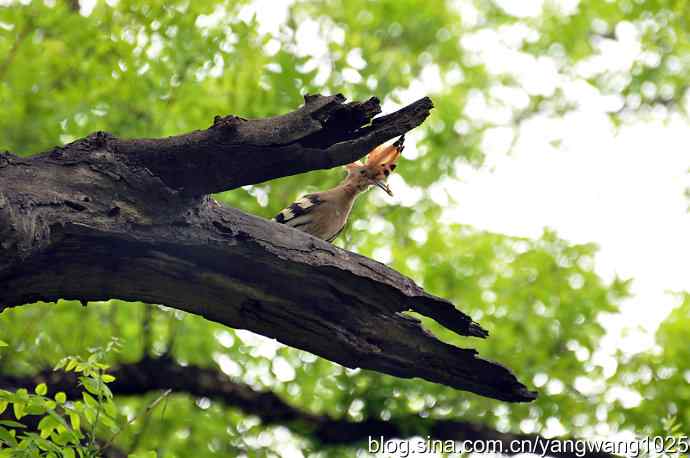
[
  {"xmin": 0, "ymin": 94, "xmax": 535, "ymax": 402},
  {"xmin": 0, "ymin": 359, "xmax": 614, "ymax": 458}
]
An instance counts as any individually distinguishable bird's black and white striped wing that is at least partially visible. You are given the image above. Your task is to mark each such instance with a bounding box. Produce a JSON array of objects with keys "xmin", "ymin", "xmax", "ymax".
[{"xmin": 274, "ymin": 194, "xmax": 321, "ymax": 229}]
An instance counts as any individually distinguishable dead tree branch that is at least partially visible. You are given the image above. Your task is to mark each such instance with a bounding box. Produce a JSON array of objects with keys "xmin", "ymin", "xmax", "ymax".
[{"xmin": 0, "ymin": 94, "xmax": 534, "ymax": 402}]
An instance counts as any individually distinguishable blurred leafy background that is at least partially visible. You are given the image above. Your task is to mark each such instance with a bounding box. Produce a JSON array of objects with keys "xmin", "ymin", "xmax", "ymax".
[{"xmin": 1, "ymin": 0, "xmax": 689, "ymax": 456}]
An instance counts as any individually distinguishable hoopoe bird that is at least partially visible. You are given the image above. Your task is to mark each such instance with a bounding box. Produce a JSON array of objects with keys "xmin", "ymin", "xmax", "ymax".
[{"xmin": 274, "ymin": 136, "xmax": 405, "ymax": 242}]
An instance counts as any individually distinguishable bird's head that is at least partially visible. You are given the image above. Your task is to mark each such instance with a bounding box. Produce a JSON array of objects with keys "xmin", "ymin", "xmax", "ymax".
[{"xmin": 344, "ymin": 135, "xmax": 404, "ymax": 196}]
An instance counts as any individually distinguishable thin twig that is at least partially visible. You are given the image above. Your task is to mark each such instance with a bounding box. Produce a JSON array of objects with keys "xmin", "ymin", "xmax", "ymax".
[
  {"xmin": 125, "ymin": 399, "xmax": 152, "ymax": 454},
  {"xmin": 100, "ymin": 389, "xmax": 172, "ymax": 454}
]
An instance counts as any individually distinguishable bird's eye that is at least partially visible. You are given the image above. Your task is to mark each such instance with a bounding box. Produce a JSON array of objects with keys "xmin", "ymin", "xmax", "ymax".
[{"xmin": 360, "ymin": 170, "xmax": 366, "ymax": 175}]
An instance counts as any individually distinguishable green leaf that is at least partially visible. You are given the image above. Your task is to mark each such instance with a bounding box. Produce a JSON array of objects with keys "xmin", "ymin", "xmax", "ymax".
[
  {"xmin": 82, "ymin": 392, "xmax": 97, "ymax": 408},
  {"xmin": 52, "ymin": 429, "xmax": 74, "ymax": 446},
  {"xmin": 103, "ymin": 400, "xmax": 117, "ymax": 418},
  {"xmin": 100, "ymin": 383, "xmax": 113, "ymax": 400},
  {"xmin": 69, "ymin": 413, "xmax": 80, "ymax": 431},
  {"xmin": 0, "ymin": 340, "xmax": 8, "ymax": 347},
  {"xmin": 55, "ymin": 392, "xmax": 67, "ymax": 404},
  {"xmin": 53, "ymin": 358, "xmax": 67, "ymax": 371},
  {"xmin": 35, "ymin": 383, "xmax": 48, "ymax": 396},
  {"xmin": 12, "ymin": 401, "xmax": 25, "ymax": 420},
  {"xmin": 26, "ymin": 400, "xmax": 47, "ymax": 415},
  {"xmin": 100, "ymin": 414, "xmax": 117, "ymax": 430},
  {"xmin": 80, "ymin": 377, "xmax": 100, "ymax": 396},
  {"xmin": 63, "ymin": 448, "xmax": 75, "ymax": 458},
  {"xmin": 102, "ymin": 374, "xmax": 116, "ymax": 383},
  {"xmin": 65, "ymin": 359, "xmax": 78, "ymax": 372},
  {"xmin": 0, "ymin": 400, "xmax": 7, "ymax": 415},
  {"xmin": 84, "ymin": 407, "xmax": 95, "ymax": 425},
  {"xmin": 0, "ymin": 420, "xmax": 26, "ymax": 428},
  {"xmin": 38, "ymin": 419, "xmax": 53, "ymax": 439},
  {"xmin": 0, "ymin": 426, "xmax": 17, "ymax": 447}
]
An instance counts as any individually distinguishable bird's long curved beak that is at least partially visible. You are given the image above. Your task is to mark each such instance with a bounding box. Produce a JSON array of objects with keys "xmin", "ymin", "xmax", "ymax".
[{"xmin": 375, "ymin": 180, "xmax": 393, "ymax": 196}]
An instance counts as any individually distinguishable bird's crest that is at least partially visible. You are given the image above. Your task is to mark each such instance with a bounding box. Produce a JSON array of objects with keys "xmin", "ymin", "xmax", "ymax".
[
  {"xmin": 366, "ymin": 135, "xmax": 405, "ymax": 167},
  {"xmin": 345, "ymin": 135, "xmax": 405, "ymax": 172}
]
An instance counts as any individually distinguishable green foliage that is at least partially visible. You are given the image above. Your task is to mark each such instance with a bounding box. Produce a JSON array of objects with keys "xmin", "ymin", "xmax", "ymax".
[
  {"xmin": 611, "ymin": 293, "xmax": 690, "ymax": 437},
  {"xmin": 0, "ymin": 340, "xmax": 136, "ymax": 457},
  {"xmin": 1, "ymin": 0, "xmax": 689, "ymax": 456},
  {"xmin": 0, "ymin": 339, "xmax": 167, "ymax": 457}
]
